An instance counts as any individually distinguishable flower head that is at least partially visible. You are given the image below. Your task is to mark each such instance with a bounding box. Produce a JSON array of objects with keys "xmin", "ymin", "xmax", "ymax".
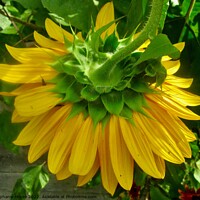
[{"xmin": 0, "ymin": 2, "xmax": 200, "ymax": 195}]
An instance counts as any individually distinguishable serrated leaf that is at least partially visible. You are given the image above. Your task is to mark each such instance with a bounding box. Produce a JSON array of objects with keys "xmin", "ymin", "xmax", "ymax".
[
  {"xmin": 101, "ymin": 90, "xmax": 124, "ymax": 115},
  {"xmin": 22, "ymin": 164, "xmax": 49, "ymax": 197},
  {"xmin": 134, "ymin": 34, "xmax": 180, "ymax": 66},
  {"xmin": 81, "ymin": 85, "xmax": 100, "ymax": 101},
  {"xmin": 88, "ymin": 100, "xmax": 107, "ymax": 126}
]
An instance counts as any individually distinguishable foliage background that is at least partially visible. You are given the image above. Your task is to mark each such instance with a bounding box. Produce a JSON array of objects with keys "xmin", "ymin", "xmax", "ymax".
[{"xmin": 0, "ymin": 0, "xmax": 200, "ymax": 199}]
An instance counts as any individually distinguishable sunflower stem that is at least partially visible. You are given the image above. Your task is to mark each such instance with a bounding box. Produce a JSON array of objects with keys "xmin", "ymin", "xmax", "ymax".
[{"xmin": 89, "ymin": 0, "xmax": 166, "ymax": 87}]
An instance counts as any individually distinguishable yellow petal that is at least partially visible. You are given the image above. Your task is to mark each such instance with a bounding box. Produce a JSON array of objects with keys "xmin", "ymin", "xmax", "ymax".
[
  {"xmin": 119, "ymin": 117, "xmax": 164, "ymax": 178},
  {"xmin": 98, "ymin": 124, "xmax": 118, "ymax": 195},
  {"xmin": 15, "ymin": 85, "xmax": 61, "ymax": 117},
  {"xmin": 109, "ymin": 116, "xmax": 134, "ymax": 190},
  {"xmin": 162, "ymin": 60, "xmax": 180, "ymax": 75},
  {"xmin": 162, "ymin": 84, "xmax": 200, "ymax": 106},
  {"xmin": 13, "ymin": 108, "xmax": 56, "ymax": 146},
  {"xmin": 77, "ymin": 155, "xmax": 99, "ymax": 186},
  {"xmin": 147, "ymin": 100, "xmax": 192, "ymax": 158},
  {"xmin": 34, "ymin": 31, "xmax": 66, "ymax": 52},
  {"xmin": 12, "ymin": 109, "xmax": 33, "ymax": 123},
  {"xmin": 45, "ymin": 18, "xmax": 74, "ymax": 43},
  {"xmin": 174, "ymin": 42, "xmax": 185, "ymax": 52},
  {"xmin": 69, "ymin": 117, "xmax": 100, "ymax": 175},
  {"xmin": 165, "ymin": 76, "xmax": 193, "ymax": 88},
  {"xmin": 48, "ymin": 113, "xmax": 82, "ymax": 174},
  {"xmin": 6, "ymin": 45, "xmax": 63, "ymax": 64},
  {"xmin": 0, "ymin": 64, "xmax": 57, "ymax": 84},
  {"xmin": 147, "ymin": 94, "xmax": 200, "ymax": 120},
  {"xmin": 28, "ymin": 104, "xmax": 71, "ymax": 163},
  {"xmin": 153, "ymin": 154, "xmax": 165, "ymax": 178},
  {"xmin": 95, "ymin": 2, "xmax": 115, "ymax": 39},
  {"xmin": 56, "ymin": 159, "xmax": 72, "ymax": 180},
  {"xmin": 135, "ymin": 112, "xmax": 185, "ymax": 164}
]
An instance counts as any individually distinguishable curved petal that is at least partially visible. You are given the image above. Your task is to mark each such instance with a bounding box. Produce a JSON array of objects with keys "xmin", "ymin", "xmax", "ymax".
[
  {"xmin": 95, "ymin": 2, "xmax": 115, "ymax": 39},
  {"xmin": 162, "ymin": 60, "xmax": 180, "ymax": 75},
  {"xmin": 0, "ymin": 64, "xmax": 57, "ymax": 84},
  {"xmin": 69, "ymin": 118, "xmax": 100, "ymax": 175},
  {"xmin": 13, "ymin": 108, "xmax": 56, "ymax": 146},
  {"xmin": 15, "ymin": 85, "xmax": 61, "ymax": 117},
  {"xmin": 6, "ymin": 45, "xmax": 63, "ymax": 64},
  {"xmin": 98, "ymin": 124, "xmax": 118, "ymax": 195},
  {"xmin": 48, "ymin": 113, "xmax": 82, "ymax": 174},
  {"xmin": 134, "ymin": 112, "xmax": 185, "ymax": 164},
  {"xmin": 109, "ymin": 115, "xmax": 134, "ymax": 190},
  {"xmin": 119, "ymin": 117, "xmax": 165, "ymax": 178},
  {"xmin": 56, "ymin": 159, "xmax": 72, "ymax": 180},
  {"xmin": 147, "ymin": 94, "xmax": 200, "ymax": 120},
  {"xmin": 45, "ymin": 18, "xmax": 74, "ymax": 43},
  {"xmin": 77, "ymin": 155, "xmax": 100, "ymax": 186},
  {"xmin": 34, "ymin": 31, "xmax": 66, "ymax": 52},
  {"xmin": 147, "ymin": 100, "xmax": 192, "ymax": 158},
  {"xmin": 162, "ymin": 84, "xmax": 200, "ymax": 106},
  {"xmin": 28, "ymin": 105, "xmax": 71, "ymax": 163},
  {"xmin": 165, "ymin": 76, "xmax": 193, "ymax": 88},
  {"xmin": 12, "ymin": 109, "xmax": 33, "ymax": 123}
]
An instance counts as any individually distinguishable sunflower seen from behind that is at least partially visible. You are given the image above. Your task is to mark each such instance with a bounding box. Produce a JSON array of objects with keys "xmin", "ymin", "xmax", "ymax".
[{"xmin": 0, "ymin": 2, "xmax": 199, "ymax": 195}]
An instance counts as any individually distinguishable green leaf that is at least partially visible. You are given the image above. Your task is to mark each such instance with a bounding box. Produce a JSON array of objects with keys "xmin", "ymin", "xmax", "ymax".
[
  {"xmin": 150, "ymin": 187, "xmax": 171, "ymax": 200},
  {"xmin": 22, "ymin": 164, "xmax": 49, "ymax": 198},
  {"xmin": 134, "ymin": 34, "xmax": 180, "ymax": 66},
  {"xmin": 11, "ymin": 179, "xmax": 27, "ymax": 200},
  {"xmin": 81, "ymin": 85, "xmax": 100, "ymax": 101},
  {"xmin": 194, "ymin": 168, "xmax": 200, "ymax": 183},
  {"xmin": 101, "ymin": 90, "xmax": 124, "ymax": 115},
  {"xmin": 133, "ymin": 163, "xmax": 147, "ymax": 186},
  {"xmin": 88, "ymin": 99, "xmax": 107, "ymax": 126},
  {"xmin": 41, "ymin": 0, "xmax": 108, "ymax": 31},
  {"xmin": 12, "ymin": 0, "xmax": 43, "ymax": 9}
]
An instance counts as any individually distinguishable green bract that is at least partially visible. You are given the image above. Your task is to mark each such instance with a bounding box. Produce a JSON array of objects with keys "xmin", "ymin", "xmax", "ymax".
[{"xmin": 51, "ymin": 24, "xmax": 180, "ymax": 126}]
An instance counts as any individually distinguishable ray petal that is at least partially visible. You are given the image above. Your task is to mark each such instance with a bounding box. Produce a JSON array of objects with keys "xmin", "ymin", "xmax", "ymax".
[
  {"xmin": 134, "ymin": 112, "xmax": 185, "ymax": 164},
  {"xmin": 28, "ymin": 105, "xmax": 71, "ymax": 163},
  {"xmin": 6, "ymin": 45, "xmax": 63, "ymax": 64},
  {"xmin": 15, "ymin": 85, "xmax": 61, "ymax": 117},
  {"xmin": 95, "ymin": 2, "xmax": 115, "ymax": 39},
  {"xmin": 45, "ymin": 18, "xmax": 74, "ymax": 43},
  {"xmin": 109, "ymin": 115, "xmax": 134, "ymax": 190},
  {"xmin": 0, "ymin": 64, "xmax": 57, "ymax": 84},
  {"xmin": 119, "ymin": 117, "xmax": 164, "ymax": 178},
  {"xmin": 13, "ymin": 108, "xmax": 56, "ymax": 146},
  {"xmin": 56, "ymin": 158, "xmax": 72, "ymax": 180},
  {"xmin": 77, "ymin": 155, "xmax": 100, "ymax": 186},
  {"xmin": 98, "ymin": 124, "xmax": 118, "ymax": 195},
  {"xmin": 48, "ymin": 113, "xmax": 82, "ymax": 174},
  {"xmin": 69, "ymin": 118, "xmax": 100, "ymax": 175},
  {"xmin": 164, "ymin": 76, "xmax": 193, "ymax": 88},
  {"xmin": 34, "ymin": 31, "xmax": 66, "ymax": 52}
]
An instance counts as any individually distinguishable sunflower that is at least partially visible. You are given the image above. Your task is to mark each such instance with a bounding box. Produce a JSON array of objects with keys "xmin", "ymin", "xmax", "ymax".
[{"xmin": 0, "ymin": 2, "xmax": 200, "ymax": 195}]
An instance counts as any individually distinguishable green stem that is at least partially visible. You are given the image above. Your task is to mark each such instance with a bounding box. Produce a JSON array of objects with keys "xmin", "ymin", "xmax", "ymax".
[{"xmin": 89, "ymin": 0, "xmax": 166, "ymax": 87}]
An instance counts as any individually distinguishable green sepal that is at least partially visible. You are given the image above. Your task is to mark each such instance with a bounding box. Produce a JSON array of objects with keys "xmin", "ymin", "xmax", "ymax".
[
  {"xmin": 130, "ymin": 79, "xmax": 157, "ymax": 93},
  {"xmin": 51, "ymin": 74, "xmax": 75, "ymax": 94},
  {"xmin": 50, "ymin": 54, "xmax": 74, "ymax": 73},
  {"xmin": 101, "ymin": 113, "xmax": 111, "ymax": 131},
  {"xmin": 101, "ymin": 90, "xmax": 124, "ymax": 115},
  {"xmin": 61, "ymin": 81, "xmax": 82, "ymax": 103},
  {"xmin": 119, "ymin": 105, "xmax": 134, "ymax": 125},
  {"xmin": 62, "ymin": 59, "xmax": 81, "ymax": 75},
  {"xmin": 134, "ymin": 34, "xmax": 180, "ymax": 66},
  {"xmin": 123, "ymin": 89, "xmax": 147, "ymax": 115},
  {"xmin": 81, "ymin": 85, "xmax": 100, "ymax": 101},
  {"xmin": 103, "ymin": 33, "xmax": 119, "ymax": 53},
  {"xmin": 114, "ymin": 79, "xmax": 130, "ymax": 91},
  {"xmin": 88, "ymin": 99, "xmax": 107, "ymax": 127},
  {"xmin": 90, "ymin": 20, "xmax": 116, "ymax": 52},
  {"xmin": 75, "ymin": 71, "xmax": 90, "ymax": 84},
  {"xmin": 66, "ymin": 101, "xmax": 87, "ymax": 121}
]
